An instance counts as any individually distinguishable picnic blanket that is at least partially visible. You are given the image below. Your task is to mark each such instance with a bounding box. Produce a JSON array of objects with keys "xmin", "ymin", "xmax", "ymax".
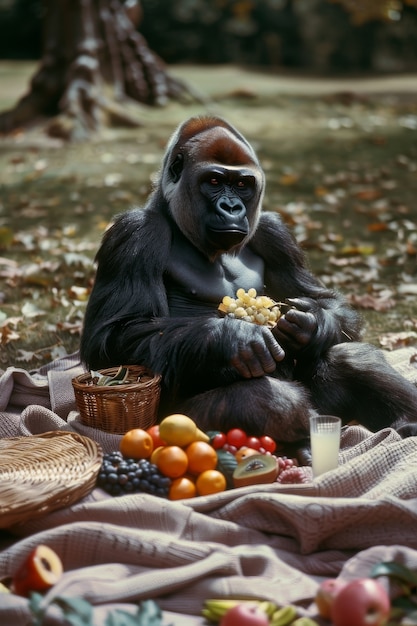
[{"xmin": 1, "ymin": 348, "xmax": 417, "ymax": 625}]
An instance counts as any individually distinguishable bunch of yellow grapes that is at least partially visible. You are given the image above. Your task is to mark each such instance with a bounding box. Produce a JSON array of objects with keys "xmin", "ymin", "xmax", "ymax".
[{"xmin": 219, "ymin": 288, "xmax": 281, "ymax": 327}]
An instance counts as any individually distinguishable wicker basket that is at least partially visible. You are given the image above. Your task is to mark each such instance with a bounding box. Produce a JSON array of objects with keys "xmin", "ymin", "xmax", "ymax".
[
  {"xmin": 0, "ymin": 431, "xmax": 103, "ymax": 529},
  {"xmin": 72, "ymin": 365, "xmax": 161, "ymax": 434}
]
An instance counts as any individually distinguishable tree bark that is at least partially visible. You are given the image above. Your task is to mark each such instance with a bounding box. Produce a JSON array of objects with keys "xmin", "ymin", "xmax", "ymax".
[{"xmin": 0, "ymin": 0, "xmax": 197, "ymax": 140}]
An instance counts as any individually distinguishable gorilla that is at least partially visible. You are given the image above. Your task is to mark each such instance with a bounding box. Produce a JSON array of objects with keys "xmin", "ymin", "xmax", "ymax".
[{"xmin": 80, "ymin": 115, "xmax": 417, "ymax": 443}]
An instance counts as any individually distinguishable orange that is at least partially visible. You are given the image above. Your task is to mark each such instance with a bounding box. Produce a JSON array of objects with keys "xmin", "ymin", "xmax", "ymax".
[
  {"xmin": 196, "ymin": 469, "xmax": 227, "ymax": 496},
  {"xmin": 185, "ymin": 440, "xmax": 218, "ymax": 475},
  {"xmin": 169, "ymin": 476, "xmax": 197, "ymax": 500},
  {"xmin": 150, "ymin": 445, "xmax": 164, "ymax": 465},
  {"xmin": 119, "ymin": 428, "xmax": 153, "ymax": 459},
  {"xmin": 156, "ymin": 445, "xmax": 189, "ymax": 478}
]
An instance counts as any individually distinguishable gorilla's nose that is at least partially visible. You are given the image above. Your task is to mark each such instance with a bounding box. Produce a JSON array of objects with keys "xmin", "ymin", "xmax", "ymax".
[{"xmin": 217, "ymin": 196, "xmax": 246, "ymax": 219}]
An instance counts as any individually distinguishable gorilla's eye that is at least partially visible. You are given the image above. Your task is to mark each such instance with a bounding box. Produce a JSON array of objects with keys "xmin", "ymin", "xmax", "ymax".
[
  {"xmin": 210, "ymin": 177, "xmax": 220, "ymax": 186},
  {"xmin": 237, "ymin": 180, "xmax": 246, "ymax": 188}
]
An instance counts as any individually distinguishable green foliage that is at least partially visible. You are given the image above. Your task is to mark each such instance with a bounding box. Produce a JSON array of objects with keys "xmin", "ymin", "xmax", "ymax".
[
  {"xmin": 28, "ymin": 593, "xmax": 169, "ymax": 626},
  {"xmin": 92, "ymin": 366, "xmax": 130, "ymax": 386},
  {"xmin": 371, "ymin": 561, "xmax": 417, "ymax": 624},
  {"xmin": 371, "ymin": 561, "xmax": 417, "ymax": 586}
]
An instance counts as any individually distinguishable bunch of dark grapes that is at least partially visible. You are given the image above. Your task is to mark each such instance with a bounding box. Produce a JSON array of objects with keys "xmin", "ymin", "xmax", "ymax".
[{"xmin": 97, "ymin": 451, "xmax": 171, "ymax": 497}]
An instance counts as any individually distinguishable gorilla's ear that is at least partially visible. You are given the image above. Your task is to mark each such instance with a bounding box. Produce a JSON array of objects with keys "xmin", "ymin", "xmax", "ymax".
[{"xmin": 169, "ymin": 153, "xmax": 184, "ymax": 183}]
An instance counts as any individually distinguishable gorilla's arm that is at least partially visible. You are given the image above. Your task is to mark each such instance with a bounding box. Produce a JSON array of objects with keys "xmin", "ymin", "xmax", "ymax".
[
  {"xmin": 80, "ymin": 206, "xmax": 170, "ymax": 367},
  {"xmin": 115, "ymin": 315, "xmax": 284, "ymax": 396},
  {"xmin": 81, "ymin": 209, "xmax": 362, "ymax": 400},
  {"xmin": 250, "ymin": 213, "xmax": 363, "ymax": 364},
  {"xmin": 80, "ymin": 207, "xmax": 284, "ymax": 398}
]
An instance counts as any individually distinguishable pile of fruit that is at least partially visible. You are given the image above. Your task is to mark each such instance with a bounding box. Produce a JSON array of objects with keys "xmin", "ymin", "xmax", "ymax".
[
  {"xmin": 97, "ymin": 414, "xmax": 312, "ymax": 501},
  {"xmin": 98, "ymin": 414, "xmax": 227, "ymax": 500},
  {"xmin": 203, "ymin": 564, "xmax": 407, "ymax": 625}
]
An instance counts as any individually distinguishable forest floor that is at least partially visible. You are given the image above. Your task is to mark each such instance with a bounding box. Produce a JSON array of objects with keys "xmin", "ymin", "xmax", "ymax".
[{"xmin": 1, "ymin": 62, "xmax": 417, "ymax": 370}]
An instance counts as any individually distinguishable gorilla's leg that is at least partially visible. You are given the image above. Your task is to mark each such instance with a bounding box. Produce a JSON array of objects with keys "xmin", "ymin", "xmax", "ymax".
[
  {"xmin": 178, "ymin": 376, "xmax": 316, "ymax": 442},
  {"xmin": 308, "ymin": 342, "xmax": 417, "ymax": 432}
]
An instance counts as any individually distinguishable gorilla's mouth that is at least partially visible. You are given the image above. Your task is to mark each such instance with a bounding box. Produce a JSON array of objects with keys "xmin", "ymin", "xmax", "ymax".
[{"xmin": 206, "ymin": 226, "xmax": 247, "ymax": 250}]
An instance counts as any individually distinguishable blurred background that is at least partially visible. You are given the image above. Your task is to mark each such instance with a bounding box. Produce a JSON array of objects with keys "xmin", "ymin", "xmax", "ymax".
[{"xmin": 0, "ymin": 0, "xmax": 417, "ymax": 74}]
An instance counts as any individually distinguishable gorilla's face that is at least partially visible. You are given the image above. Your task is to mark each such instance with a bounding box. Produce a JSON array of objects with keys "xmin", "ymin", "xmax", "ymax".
[
  {"xmin": 162, "ymin": 118, "xmax": 265, "ymax": 260},
  {"xmin": 198, "ymin": 163, "xmax": 258, "ymax": 252}
]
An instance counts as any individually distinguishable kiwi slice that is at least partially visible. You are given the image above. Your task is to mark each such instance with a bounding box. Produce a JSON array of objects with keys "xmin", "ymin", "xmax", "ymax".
[{"xmin": 233, "ymin": 454, "xmax": 279, "ymax": 488}]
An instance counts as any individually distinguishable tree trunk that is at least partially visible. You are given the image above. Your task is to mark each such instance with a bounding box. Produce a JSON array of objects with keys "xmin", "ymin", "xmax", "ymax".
[{"xmin": 0, "ymin": 0, "xmax": 197, "ymax": 140}]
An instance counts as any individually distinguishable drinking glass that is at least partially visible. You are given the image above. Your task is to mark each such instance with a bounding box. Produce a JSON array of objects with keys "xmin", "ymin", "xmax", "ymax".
[{"xmin": 309, "ymin": 415, "xmax": 341, "ymax": 477}]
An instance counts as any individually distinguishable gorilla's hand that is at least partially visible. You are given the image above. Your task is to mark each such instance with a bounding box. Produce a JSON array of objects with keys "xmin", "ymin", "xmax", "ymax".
[
  {"xmin": 229, "ymin": 321, "xmax": 285, "ymax": 379},
  {"xmin": 273, "ymin": 298, "xmax": 318, "ymax": 354}
]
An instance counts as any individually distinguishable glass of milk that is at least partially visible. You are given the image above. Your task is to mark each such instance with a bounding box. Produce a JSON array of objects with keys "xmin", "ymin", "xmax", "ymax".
[{"xmin": 309, "ymin": 415, "xmax": 341, "ymax": 477}]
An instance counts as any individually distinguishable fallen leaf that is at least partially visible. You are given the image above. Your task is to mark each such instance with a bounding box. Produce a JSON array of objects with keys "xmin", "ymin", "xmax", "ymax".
[
  {"xmin": 340, "ymin": 244, "xmax": 375, "ymax": 255},
  {"xmin": 279, "ymin": 173, "xmax": 299, "ymax": 186},
  {"xmin": 367, "ymin": 223, "xmax": 389, "ymax": 232},
  {"xmin": 314, "ymin": 186, "xmax": 329, "ymax": 197},
  {"xmin": 397, "ymin": 284, "xmax": 417, "ymax": 295},
  {"xmin": 16, "ymin": 349, "xmax": 40, "ymax": 362},
  {"xmin": 0, "ymin": 227, "xmax": 14, "ymax": 248},
  {"xmin": 353, "ymin": 188, "xmax": 382, "ymax": 201},
  {"xmin": 347, "ymin": 293, "xmax": 396, "ymax": 311},
  {"xmin": 21, "ymin": 302, "xmax": 47, "ymax": 318},
  {"xmin": 68, "ymin": 286, "xmax": 89, "ymax": 301},
  {"xmin": 379, "ymin": 331, "xmax": 417, "ymax": 351},
  {"xmin": 1, "ymin": 325, "xmax": 20, "ymax": 344},
  {"xmin": 55, "ymin": 321, "xmax": 83, "ymax": 334}
]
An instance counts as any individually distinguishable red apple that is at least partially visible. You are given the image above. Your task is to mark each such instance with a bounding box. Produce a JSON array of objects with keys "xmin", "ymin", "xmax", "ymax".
[
  {"xmin": 220, "ymin": 603, "xmax": 269, "ymax": 626},
  {"xmin": 331, "ymin": 578, "xmax": 390, "ymax": 626},
  {"xmin": 315, "ymin": 578, "xmax": 347, "ymax": 619},
  {"xmin": 12, "ymin": 544, "xmax": 63, "ymax": 597}
]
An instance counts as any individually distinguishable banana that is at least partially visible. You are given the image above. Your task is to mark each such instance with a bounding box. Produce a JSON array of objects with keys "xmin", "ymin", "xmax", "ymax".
[
  {"xmin": 258, "ymin": 600, "xmax": 279, "ymax": 618},
  {"xmin": 291, "ymin": 618, "xmax": 320, "ymax": 626},
  {"xmin": 0, "ymin": 582, "xmax": 10, "ymax": 593},
  {"xmin": 202, "ymin": 599, "xmax": 241, "ymax": 622},
  {"xmin": 270, "ymin": 604, "xmax": 298, "ymax": 626},
  {"xmin": 202, "ymin": 598, "xmax": 278, "ymax": 623},
  {"xmin": 204, "ymin": 598, "xmax": 240, "ymax": 610},
  {"xmin": 201, "ymin": 607, "xmax": 223, "ymax": 622}
]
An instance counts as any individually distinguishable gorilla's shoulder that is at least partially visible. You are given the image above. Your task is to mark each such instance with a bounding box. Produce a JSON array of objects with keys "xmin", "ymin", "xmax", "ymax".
[
  {"xmin": 107, "ymin": 206, "xmax": 169, "ymax": 239},
  {"xmin": 257, "ymin": 210, "xmax": 285, "ymax": 231},
  {"xmin": 251, "ymin": 211, "xmax": 306, "ymax": 265},
  {"xmin": 97, "ymin": 206, "xmax": 171, "ymax": 265},
  {"xmin": 254, "ymin": 211, "xmax": 296, "ymax": 248},
  {"xmin": 111, "ymin": 207, "xmax": 149, "ymax": 234}
]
